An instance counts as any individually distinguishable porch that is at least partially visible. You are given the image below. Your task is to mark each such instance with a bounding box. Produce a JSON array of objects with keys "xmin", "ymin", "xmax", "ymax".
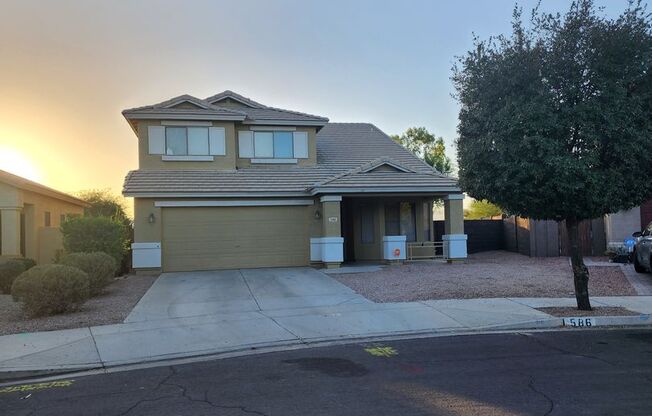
[{"xmin": 310, "ymin": 193, "xmax": 467, "ymax": 268}]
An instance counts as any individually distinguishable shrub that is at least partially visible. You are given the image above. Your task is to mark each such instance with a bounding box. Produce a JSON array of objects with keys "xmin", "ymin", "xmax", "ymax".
[
  {"xmin": 11, "ymin": 265, "xmax": 90, "ymax": 317},
  {"xmin": 0, "ymin": 260, "xmax": 26, "ymax": 294},
  {"xmin": 59, "ymin": 252, "xmax": 117, "ymax": 296},
  {"xmin": 12, "ymin": 257, "xmax": 36, "ymax": 271},
  {"xmin": 61, "ymin": 216, "xmax": 129, "ymax": 269}
]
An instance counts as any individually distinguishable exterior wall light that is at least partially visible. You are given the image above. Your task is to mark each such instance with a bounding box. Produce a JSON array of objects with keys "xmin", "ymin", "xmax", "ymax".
[
  {"xmin": 314, "ymin": 210, "xmax": 322, "ymax": 220},
  {"xmin": 148, "ymin": 213, "xmax": 156, "ymax": 224}
]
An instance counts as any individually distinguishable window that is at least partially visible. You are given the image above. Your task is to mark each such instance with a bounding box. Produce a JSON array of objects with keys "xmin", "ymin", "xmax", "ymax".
[
  {"xmin": 187, "ymin": 127, "xmax": 209, "ymax": 155},
  {"xmin": 60, "ymin": 214, "xmax": 66, "ymax": 225},
  {"xmin": 254, "ymin": 132, "xmax": 274, "ymax": 157},
  {"xmin": 384, "ymin": 202, "xmax": 416, "ymax": 241},
  {"xmin": 248, "ymin": 131, "xmax": 308, "ymax": 159},
  {"xmin": 165, "ymin": 127, "xmax": 187, "ymax": 155},
  {"xmin": 44, "ymin": 211, "xmax": 51, "ymax": 227},
  {"xmin": 160, "ymin": 126, "xmax": 225, "ymax": 156},
  {"xmin": 360, "ymin": 205, "xmax": 375, "ymax": 244},
  {"xmin": 273, "ymin": 131, "xmax": 293, "ymax": 158}
]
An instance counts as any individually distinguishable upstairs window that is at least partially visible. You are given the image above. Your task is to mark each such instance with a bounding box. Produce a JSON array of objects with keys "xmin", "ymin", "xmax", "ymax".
[
  {"xmin": 253, "ymin": 131, "xmax": 296, "ymax": 158},
  {"xmin": 44, "ymin": 211, "xmax": 51, "ymax": 227},
  {"xmin": 239, "ymin": 130, "xmax": 308, "ymax": 160},
  {"xmin": 165, "ymin": 127, "xmax": 211, "ymax": 156},
  {"xmin": 148, "ymin": 125, "xmax": 225, "ymax": 156}
]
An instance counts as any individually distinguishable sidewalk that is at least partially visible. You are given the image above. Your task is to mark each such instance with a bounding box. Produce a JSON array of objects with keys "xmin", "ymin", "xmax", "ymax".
[{"xmin": 1, "ymin": 295, "xmax": 651, "ymax": 381}]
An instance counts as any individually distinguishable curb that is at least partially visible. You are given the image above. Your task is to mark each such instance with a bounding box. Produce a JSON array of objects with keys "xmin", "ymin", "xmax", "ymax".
[{"xmin": 2, "ymin": 315, "xmax": 650, "ymax": 385}]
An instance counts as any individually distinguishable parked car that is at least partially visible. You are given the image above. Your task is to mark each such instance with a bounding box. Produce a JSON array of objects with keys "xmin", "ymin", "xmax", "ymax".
[{"xmin": 633, "ymin": 221, "xmax": 652, "ymax": 273}]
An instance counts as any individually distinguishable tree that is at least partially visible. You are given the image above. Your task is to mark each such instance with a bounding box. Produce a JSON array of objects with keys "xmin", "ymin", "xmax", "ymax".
[
  {"xmin": 465, "ymin": 200, "xmax": 503, "ymax": 219},
  {"xmin": 453, "ymin": 0, "xmax": 652, "ymax": 310},
  {"xmin": 76, "ymin": 189, "xmax": 131, "ymax": 226},
  {"xmin": 391, "ymin": 127, "xmax": 453, "ymax": 174}
]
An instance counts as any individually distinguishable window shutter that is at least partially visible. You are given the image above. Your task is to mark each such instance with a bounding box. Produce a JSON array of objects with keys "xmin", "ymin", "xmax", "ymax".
[
  {"xmin": 293, "ymin": 132, "xmax": 308, "ymax": 158},
  {"xmin": 238, "ymin": 131, "xmax": 254, "ymax": 158},
  {"xmin": 209, "ymin": 127, "xmax": 226, "ymax": 155},
  {"xmin": 148, "ymin": 126, "xmax": 165, "ymax": 155}
]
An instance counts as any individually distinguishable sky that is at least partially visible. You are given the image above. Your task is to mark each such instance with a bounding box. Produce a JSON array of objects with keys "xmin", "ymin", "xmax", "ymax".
[{"xmin": 0, "ymin": 0, "xmax": 625, "ymax": 200}]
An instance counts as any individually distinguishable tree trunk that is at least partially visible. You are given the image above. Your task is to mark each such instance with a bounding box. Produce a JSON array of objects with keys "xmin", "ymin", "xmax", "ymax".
[{"xmin": 566, "ymin": 218, "xmax": 592, "ymax": 310}]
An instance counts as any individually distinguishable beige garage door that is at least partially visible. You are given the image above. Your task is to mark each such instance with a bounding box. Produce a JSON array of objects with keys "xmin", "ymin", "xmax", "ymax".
[{"xmin": 161, "ymin": 206, "xmax": 310, "ymax": 272}]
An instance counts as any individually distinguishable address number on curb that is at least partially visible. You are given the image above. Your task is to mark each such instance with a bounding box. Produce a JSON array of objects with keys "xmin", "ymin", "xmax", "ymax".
[{"xmin": 563, "ymin": 317, "xmax": 597, "ymax": 328}]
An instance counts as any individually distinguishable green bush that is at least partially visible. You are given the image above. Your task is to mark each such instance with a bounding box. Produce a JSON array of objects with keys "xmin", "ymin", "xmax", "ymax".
[
  {"xmin": 11, "ymin": 265, "xmax": 90, "ymax": 317},
  {"xmin": 59, "ymin": 252, "xmax": 117, "ymax": 296},
  {"xmin": 12, "ymin": 257, "xmax": 36, "ymax": 271},
  {"xmin": 61, "ymin": 216, "xmax": 129, "ymax": 269},
  {"xmin": 0, "ymin": 260, "xmax": 26, "ymax": 294}
]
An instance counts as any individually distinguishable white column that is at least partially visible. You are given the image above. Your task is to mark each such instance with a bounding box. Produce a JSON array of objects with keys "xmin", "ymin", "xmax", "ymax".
[{"xmin": 443, "ymin": 194, "xmax": 467, "ymax": 260}]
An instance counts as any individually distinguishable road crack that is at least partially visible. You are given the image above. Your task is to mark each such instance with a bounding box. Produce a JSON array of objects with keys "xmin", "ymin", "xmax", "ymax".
[{"xmin": 528, "ymin": 376, "xmax": 555, "ymax": 416}]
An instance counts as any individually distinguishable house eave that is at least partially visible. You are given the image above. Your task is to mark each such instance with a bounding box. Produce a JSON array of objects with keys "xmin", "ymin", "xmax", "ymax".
[
  {"xmin": 122, "ymin": 112, "xmax": 246, "ymax": 121},
  {"xmin": 310, "ymin": 186, "xmax": 462, "ymax": 195}
]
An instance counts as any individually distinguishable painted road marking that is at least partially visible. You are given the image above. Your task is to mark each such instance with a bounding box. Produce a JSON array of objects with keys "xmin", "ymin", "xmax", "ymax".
[
  {"xmin": 364, "ymin": 346, "xmax": 398, "ymax": 357},
  {"xmin": 0, "ymin": 380, "xmax": 75, "ymax": 394}
]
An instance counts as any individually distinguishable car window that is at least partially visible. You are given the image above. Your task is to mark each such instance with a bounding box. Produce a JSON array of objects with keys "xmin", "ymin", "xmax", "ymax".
[{"xmin": 644, "ymin": 222, "xmax": 652, "ymax": 236}]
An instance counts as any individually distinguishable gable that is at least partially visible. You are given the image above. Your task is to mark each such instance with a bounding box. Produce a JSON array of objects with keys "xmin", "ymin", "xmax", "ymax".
[
  {"xmin": 169, "ymin": 101, "xmax": 207, "ymax": 110},
  {"xmin": 365, "ymin": 164, "xmax": 406, "ymax": 173},
  {"xmin": 209, "ymin": 97, "xmax": 254, "ymax": 109}
]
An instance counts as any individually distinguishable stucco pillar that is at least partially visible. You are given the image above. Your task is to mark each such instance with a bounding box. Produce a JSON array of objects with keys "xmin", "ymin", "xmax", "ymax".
[
  {"xmin": 317, "ymin": 195, "xmax": 343, "ymax": 268},
  {"xmin": 1, "ymin": 208, "xmax": 22, "ymax": 257},
  {"xmin": 443, "ymin": 194, "xmax": 467, "ymax": 260}
]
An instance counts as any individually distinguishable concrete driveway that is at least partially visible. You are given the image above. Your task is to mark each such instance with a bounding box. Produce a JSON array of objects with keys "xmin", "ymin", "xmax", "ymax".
[{"xmin": 125, "ymin": 267, "xmax": 371, "ymax": 323}]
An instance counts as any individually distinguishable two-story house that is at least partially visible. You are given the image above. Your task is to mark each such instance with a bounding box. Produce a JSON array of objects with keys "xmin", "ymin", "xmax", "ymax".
[{"xmin": 122, "ymin": 91, "xmax": 467, "ymax": 272}]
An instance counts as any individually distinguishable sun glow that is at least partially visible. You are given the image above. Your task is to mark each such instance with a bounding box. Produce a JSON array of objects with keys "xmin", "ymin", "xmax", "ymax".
[{"xmin": 0, "ymin": 145, "xmax": 44, "ymax": 183}]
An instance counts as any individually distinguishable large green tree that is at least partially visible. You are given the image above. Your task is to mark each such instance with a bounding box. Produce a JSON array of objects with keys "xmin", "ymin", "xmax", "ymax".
[
  {"xmin": 391, "ymin": 127, "xmax": 453, "ymax": 174},
  {"xmin": 76, "ymin": 189, "xmax": 131, "ymax": 226},
  {"xmin": 465, "ymin": 200, "xmax": 503, "ymax": 220},
  {"xmin": 453, "ymin": 0, "xmax": 652, "ymax": 309}
]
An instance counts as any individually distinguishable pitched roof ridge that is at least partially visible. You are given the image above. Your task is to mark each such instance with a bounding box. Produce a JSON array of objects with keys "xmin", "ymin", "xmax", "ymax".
[
  {"xmin": 122, "ymin": 94, "xmax": 246, "ymax": 116},
  {"xmin": 204, "ymin": 90, "xmax": 267, "ymax": 108}
]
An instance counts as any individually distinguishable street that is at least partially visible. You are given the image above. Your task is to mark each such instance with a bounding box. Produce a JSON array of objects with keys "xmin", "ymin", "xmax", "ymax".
[{"xmin": 2, "ymin": 329, "xmax": 652, "ymax": 415}]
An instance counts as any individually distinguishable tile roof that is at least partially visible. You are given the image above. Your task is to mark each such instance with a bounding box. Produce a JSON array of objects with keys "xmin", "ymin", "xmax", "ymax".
[
  {"xmin": 123, "ymin": 90, "xmax": 328, "ymax": 125},
  {"xmin": 0, "ymin": 170, "xmax": 89, "ymax": 206},
  {"xmin": 123, "ymin": 123, "xmax": 461, "ymax": 196}
]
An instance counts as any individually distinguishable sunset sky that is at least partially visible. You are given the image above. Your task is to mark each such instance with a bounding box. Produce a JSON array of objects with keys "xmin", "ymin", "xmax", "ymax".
[{"xmin": 0, "ymin": 0, "xmax": 622, "ymax": 203}]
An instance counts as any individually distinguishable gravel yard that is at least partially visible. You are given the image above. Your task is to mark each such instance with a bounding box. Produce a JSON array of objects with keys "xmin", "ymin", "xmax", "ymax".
[
  {"xmin": 333, "ymin": 251, "xmax": 637, "ymax": 303},
  {"xmin": 0, "ymin": 274, "xmax": 157, "ymax": 336}
]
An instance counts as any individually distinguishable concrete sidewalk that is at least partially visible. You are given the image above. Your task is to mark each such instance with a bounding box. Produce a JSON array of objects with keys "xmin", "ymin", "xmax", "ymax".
[{"xmin": 1, "ymin": 295, "xmax": 651, "ymax": 380}]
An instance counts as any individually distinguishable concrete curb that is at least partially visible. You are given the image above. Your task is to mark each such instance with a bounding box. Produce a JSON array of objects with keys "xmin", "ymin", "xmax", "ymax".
[{"xmin": 2, "ymin": 315, "xmax": 650, "ymax": 385}]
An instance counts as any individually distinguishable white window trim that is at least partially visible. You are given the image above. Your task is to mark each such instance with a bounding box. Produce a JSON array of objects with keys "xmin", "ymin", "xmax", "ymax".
[
  {"xmin": 249, "ymin": 126, "xmax": 297, "ymax": 131},
  {"xmin": 161, "ymin": 155, "xmax": 214, "ymax": 161},
  {"xmin": 251, "ymin": 158, "xmax": 297, "ymax": 164}
]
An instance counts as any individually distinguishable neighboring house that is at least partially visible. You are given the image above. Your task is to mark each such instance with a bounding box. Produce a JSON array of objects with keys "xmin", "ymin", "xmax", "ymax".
[
  {"xmin": 0, "ymin": 170, "xmax": 87, "ymax": 263},
  {"xmin": 122, "ymin": 91, "xmax": 466, "ymax": 273},
  {"xmin": 605, "ymin": 200, "xmax": 652, "ymax": 246}
]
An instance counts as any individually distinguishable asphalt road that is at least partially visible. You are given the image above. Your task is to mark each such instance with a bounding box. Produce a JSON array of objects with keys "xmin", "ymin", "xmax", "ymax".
[{"xmin": 2, "ymin": 329, "xmax": 652, "ymax": 415}]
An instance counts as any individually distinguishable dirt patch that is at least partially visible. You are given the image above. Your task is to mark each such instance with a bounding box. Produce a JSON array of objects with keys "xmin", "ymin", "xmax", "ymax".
[
  {"xmin": 537, "ymin": 307, "xmax": 639, "ymax": 317},
  {"xmin": 0, "ymin": 274, "xmax": 157, "ymax": 336},
  {"xmin": 333, "ymin": 251, "xmax": 636, "ymax": 303}
]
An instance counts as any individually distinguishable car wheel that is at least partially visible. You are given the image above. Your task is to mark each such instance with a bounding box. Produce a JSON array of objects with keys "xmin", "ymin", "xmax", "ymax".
[{"xmin": 634, "ymin": 253, "xmax": 646, "ymax": 273}]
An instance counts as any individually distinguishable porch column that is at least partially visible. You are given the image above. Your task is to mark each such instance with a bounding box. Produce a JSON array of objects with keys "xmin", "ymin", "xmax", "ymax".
[
  {"xmin": 443, "ymin": 194, "xmax": 467, "ymax": 260},
  {"xmin": 319, "ymin": 195, "xmax": 343, "ymax": 268},
  {"xmin": 1, "ymin": 208, "xmax": 22, "ymax": 257}
]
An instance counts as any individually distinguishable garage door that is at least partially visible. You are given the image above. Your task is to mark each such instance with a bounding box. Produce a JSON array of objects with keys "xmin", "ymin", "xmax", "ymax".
[{"xmin": 161, "ymin": 206, "xmax": 310, "ymax": 272}]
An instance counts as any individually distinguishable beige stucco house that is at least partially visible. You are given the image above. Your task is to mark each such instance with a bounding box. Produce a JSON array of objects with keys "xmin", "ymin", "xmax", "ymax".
[
  {"xmin": 0, "ymin": 170, "xmax": 87, "ymax": 264},
  {"xmin": 122, "ymin": 91, "xmax": 467, "ymax": 273}
]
